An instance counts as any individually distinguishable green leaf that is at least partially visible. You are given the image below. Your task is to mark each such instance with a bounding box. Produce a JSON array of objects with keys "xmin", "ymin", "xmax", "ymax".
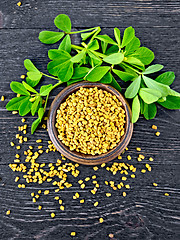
[
  {"xmin": 124, "ymin": 57, "xmax": 144, "ymax": 67},
  {"xmin": 38, "ymin": 108, "xmax": 44, "ymax": 120},
  {"xmin": 99, "ymin": 72, "xmax": 112, "ymax": 84},
  {"xmin": 39, "ymin": 31, "xmax": 64, "ymax": 44},
  {"xmin": 143, "ymin": 64, "xmax": 164, "ymax": 75},
  {"xmin": 114, "ymin": 28, "xmax": 121, "ymax": 45},
  {"xmin": 88, "ymin": 51, "xmax": 102, "ymax": 66},
  {"xmin": 131, "ymin": 47, "xmax": 154, "ymax": 65},
  {"xmin": 112, "ymin": 69, "xmax": 136, "ymax": 82},
  {"xmin": 131, "ymin": 95, "xmax": 140, "ymax": 123},
  {"xmin": 58, "ymin": 34, "xmax": 71, "ymax": 53},
  {"xmin": 54, "ymin": 14, "xmax": 71, "ymax": 33},
  {"xmin": 10, "ymin": 81, "xmax": 30, "ymax": 96},
  {"xmin": 168, "ymin": 89, "xmax": 180, "ymax": 97},
  {"xmin": 105, "ymin": 45, "xmax": 119, "ymax": 55},
  {"xmin": 24, "ymin": 59, "xmax": 39, "ymax": 72},
  {"xmin": 47, "ymin": 50, "xmax": 71, "ymax": 76},
  {"xmin": 85, "ymin": 66, "xmax": 110, "ymax": 82},
  {"xmin": 143, "ymin": 75, "xmax": 170, "ymax": 97},
  {"xmin": 31, "ymin": 96, "xmax": 40, "ymax": 116},
  {"xmin": 31, "ymin": 118, "xmax": 41, "ymax": 134},
  {"xmin": 22, "ymin": 81, "xmax": 38, "ymax": 94},
  {"xmin": 26, "ymin": 77, "xmax": 40, "ymax": 88},
  {"xmin": 158, "ymin": 95, "xmax": 180, "ymax": 109},
  {"xmin": 19, "ymin": 98, "xmax": 32, "ymax": 116},
  {"xmin": 81, "ymin": 31, "xmax": 95, "ymax": 41},
  {"xmin": 139, "ymin": 88, "xmax": 162, "ymax": 104},
  {"xmin": 27, "ymin": 71, "xmax": 42, "ymax": 81},
  {"xmin": 110, "ymin": 76, "xmax": 121, "ymax": 92},
  {"xmin": 58, "ymin": 61, "xmax": 74, "ymax": 82},
  {"xmin": 6, "ymin": 96, "xmax": 28, "ymax": 111},
  {"xmin": 103, "ymin": 52, "xmax": 124, "ymax": 65},
  {"xmin": 154, "ymin": 71, "xmax": 175, "ymax": 86},
  {"xmin": 87, "ymin": 40, "xmax": 99, "ymax": 51},
  {"xmin": 67, "ymin": 78, "xmax": 84, "ymax": 86},
  {"xmin": 72, "ymin": 67, "xmax": 90, "ymax": 79},
  {"xmin": 121, "ymin": 26, "xmax": 135, "ymax": 48},
  {"xmin": 101, "ymin": 41, "xmax": 108, "ymax": 54},
  {"xmin": 143, "ymin": 103, "xmax": 157, "ymax": 120},
  {"xmin": 125, "ymin": 37, "xmax": 141, "ymax": 56},
  {"xmin": 125, "ymin": 76, "xmax": 141, "ymax": 99},
  {"xmin": 40, "ymin": 84, "xmax": 53, "ymax": 96},
  {"xmin": 95, "ymin": 35, "xmax": 117, "ymax": 45},
  {"xmin": 71, "ymin": 49, "xmax": 86, "ymax": 63},
  {"xmin": 48, "ymin": 49, "xmax": 71, "ymax": 60}
]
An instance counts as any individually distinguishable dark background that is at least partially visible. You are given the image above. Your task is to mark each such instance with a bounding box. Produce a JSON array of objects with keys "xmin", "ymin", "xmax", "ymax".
[{"xmin": 0, "ymin": 1, "xmax": 180, "ymax": 239}]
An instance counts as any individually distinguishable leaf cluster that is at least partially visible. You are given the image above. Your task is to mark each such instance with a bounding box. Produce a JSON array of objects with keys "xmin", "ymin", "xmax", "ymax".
[{"xmin": 6, "ymin": 14, "xmax": 180, "ymax": 133}]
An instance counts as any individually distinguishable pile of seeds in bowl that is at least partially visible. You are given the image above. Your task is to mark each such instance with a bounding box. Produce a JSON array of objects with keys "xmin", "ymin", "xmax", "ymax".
[{"xmin": 55, "ymin": 87, "xmax": 126, "ymax": 155}]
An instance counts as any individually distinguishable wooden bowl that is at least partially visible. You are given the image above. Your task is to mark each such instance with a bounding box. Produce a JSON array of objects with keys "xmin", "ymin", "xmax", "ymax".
[{"xmin": 47, "ymin": 81, "xmax": 133, "ymax": 165}]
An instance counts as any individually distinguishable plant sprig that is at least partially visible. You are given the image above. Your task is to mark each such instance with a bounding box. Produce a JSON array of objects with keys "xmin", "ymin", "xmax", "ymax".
[{"xmin": 6, "ymin": 14, "xmax": 180, "ymax": 133}]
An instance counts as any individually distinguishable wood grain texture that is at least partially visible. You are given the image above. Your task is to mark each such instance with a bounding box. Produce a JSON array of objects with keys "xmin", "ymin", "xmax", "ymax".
[{"xmin": 0, "ymin": 0, "xmax": 180, "ymax": 239}]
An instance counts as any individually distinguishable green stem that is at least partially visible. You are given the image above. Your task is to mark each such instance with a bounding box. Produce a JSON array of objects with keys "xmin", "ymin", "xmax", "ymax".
[
  {"xmin": 71, "ymin": 44, "xmax": 84, "ymax": 51},
  {"xmin": 120, "ymin": 62, "xmax": 142, "ymax": 74},
  {"xmin": 90, "ymin": 50, "xmax": 106, "ymax": 58},
  {"xmin": 41, "ymin": 73, "xmax": 59, "ymax": 80},
  {"xmin": 43, "ymin": 81, "xmax": 63, "ymax": 111},
  {"xmin": 69, "ymin": 27, "xmax": 98, "ymax": 35},
  {"xmin": 88, "ymin": 27, "xmax": 101, "ymax": 43}
]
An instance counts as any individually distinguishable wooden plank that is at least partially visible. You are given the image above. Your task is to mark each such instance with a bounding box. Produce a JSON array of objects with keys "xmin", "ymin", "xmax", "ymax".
[{"xmin": 0, "ymin": 0, "xmax": 180, "ymax": 29}]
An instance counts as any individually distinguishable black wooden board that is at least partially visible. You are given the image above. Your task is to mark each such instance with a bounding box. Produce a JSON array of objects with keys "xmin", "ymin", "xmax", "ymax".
[{"xmin": 0, "ymin": 1, "xmax": 180, "ymax": 239}]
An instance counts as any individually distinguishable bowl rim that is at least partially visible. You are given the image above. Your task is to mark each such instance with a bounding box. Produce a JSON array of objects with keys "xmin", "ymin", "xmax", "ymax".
[{"xmin": 47, "ymin": 81, "xmax": 133, "ymax": 165}]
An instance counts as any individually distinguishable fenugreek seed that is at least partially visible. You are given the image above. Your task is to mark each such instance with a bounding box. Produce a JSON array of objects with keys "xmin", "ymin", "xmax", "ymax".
[
  {"xmin": 92, "ymin": 175, "xmax": 96, "ymax": 179},
  {"xmin": 122, "ymin": 177, "xmax": 127, "ymax": 181},
  {"xmin": 164, "ymin": 193, "xmax": 169, "ymax": 196},
  {"xmin": 1, "ymin": 96, "xmax": 5, "ymax": 101},
  {"xmin": 125, "ymin": 184, "xmax": 130, "ymax": 189},
  {"xmin": 141, "ymin": 169, "xmax": 146, "ymax": 173},
  {"xmin": 21, "ymin": 184, "xmax": 26, "ymax": 188},
  {"xmin": 59, "ymin": 199, "xmax": 62, "ymax": 204},
  {"xmin": 80, "ymin": 199, "xmax": 84, "ymax": 203},
  {"xmin": 71, "ymin": 232, "xmax": 76, "ymax": 236},
  {"xmin": 136, "ymin": 147, "xmax": 141, "ymax": 151},
  {"xmin": 15, "ymin": 177, "xmax": 19, "ymax": 182},
  {"xmin": 149, "ymin": 157, "xmax": 154, "ymax": 161},
  {"xmin": 80, "ymin": 183, "xmax": 85, "ymax": 189},
  {"xmin": 101, "ymin": 163, "xmax": 106, "ymax": 168},
  {"xmin": 118, "ymin": 155, "xmax": 122, "ymax": 159},
  {"xmin": 93, "ymin": 166, "xmax": 98, "ymax": 171},
  {"xmin": 31, "ymin": 192, "xmax": 35, "ymax": 197},
  {"xmin": 155, "ymin": 132, "xmax": 160, "ymax": 136},
  {"xmin": 20, "ymin": 75, "xmax": 26, "ymax": 79},
  {"xmin": 60, "ymin": 205, "xmax": 64, "ymax": 211},
  {"xmin": 105, "ymin": 181, "xmax": 108, "ymax": 185},
  {"xmin": 38, "ymin": 205, "xmax": 42, "ymax": 210},
  {"xmin": 109, "ymin": 233, "xmax": 114, "ymax": 238},
  {"xmin": 6, "ymin": 210, "xmax": 11, "ymax": 215},
  {"xmin": 36, "ymin": 139, "xmax": 42, "ymax": 143},
  {"xmin": 21, "ymin": 118, "xmax": 25, "ymax": 123},
  {"xmin": 12, "ymin": 111, "xmax": 18, "ymax": 114},
  {"xmin": 44, "ymin": 190, "xmax": 50, "ymax": 195},
  {"xmin": 106, "ymin": 193, "xmax": 111, "ymax": 197},
  {"xmin": 127, "ymin": 155, "xmax": 131, "ymax": 160},
  {"xmin": 152, "ymin": 125, "xmax": 157, "ymax": 130},
  {"xmin": 94, "ymin": 201, "xmax": 99, "ymax": 207},
  {"xmin": 122, "ymin": 192, "xmax": 126, "ymax": 197},
  {"xmin": 23, "ymin": 130, "xmax": 27, "ymax": 134},
  {"xmin": 15, "ymin": 154, "xmax": 20, "ymax": 158},
  {"xmin": 38, "ymin": 190, "xmax": 42, "ymax": 194},
  {"xmin": 24, "ymin": 137, "xmax": 28, "ymax": 142},
  {"xmin": 16, "ymin": 146, "xmax": 21, "ymax": 149},
  {"xmin": 131, "ymin": 174, "xmax": 135, "ymax": 178},
  {"xmin": 99, "ymin": 217, "xmax": 104, "ymax": 223},
  {"xmin": 10, "ymin": 142, "xmax": 15, "ymax": 146},
  {"xmin": 85, "ymin": 177, "xmax": 90, "ymax": 181},
  {"xmin": 33, "ymin": 198, "xmax": 36, "ymax": 203},
  {"xmin": 51, "ymin": 212, "xmax": 55, "ymax": 218},
  {"xmin": 153, "ymin": 183, "xmax": 158, "ymax": 186},
  {"xmin": 139, "ymin": 154, "xmax": 145, "ymax": 159}
]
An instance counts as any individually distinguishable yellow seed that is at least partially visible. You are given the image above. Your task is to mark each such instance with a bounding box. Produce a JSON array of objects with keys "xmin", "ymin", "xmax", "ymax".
[
  {"xmin": 139, "ymin": 154, "xmax": 145, "ymax": 159},
  {"xmin": 12, "ymin": 111, "xmax": 18, "ymax": 114},
  {"xmin": 106, "ymin": 193, "xmax": 111, "ymax": 197},
  {"xmin": 23, "ymin": 130, "xmax": 27, "ymax": 134},
  {"xmin": 21, "ymin": 118, "xmax": 26, "ymax": 123},
  {"xmin": 85, "ymin": 177, "xmax": 90, "ymax": 181},
  {"xmin": 51, "ymin": 212, "xmax": 55, "ymax": 218},
  {"xmin": 149, "ymin": 157, "xmax": 154, "ymax": 161},
  {"xmin": 127, "ymin": 155, "xmax": 131, "ymax": 160},
  {"xmin": 105, "ymin": 181, "xmax": 108, "ymax": 185},
  {"xmin": 59, "ymin": 199, "xmax": 62, "ymax": 204},
  {"xmin": 36, "ymin": 139, "xmax": 42, "ymax": 143},
  {"xmin": 152, "ymin": 125, "xmax": 157, "ymax": 130},
  {"xmin": 54, "ymin": 196, "xmax": 59, "ymax": 200},
  {"xmin": 18, "ymin": 184, "xmax": 21, "ymax": 188},
  {"xmin": 20, "ymin": 75, "xmax": 26, "ymax": 79},
  {"xmin": 15, "ymin": 177, "xmax": 19, "ymax": 182},
  {"xmin": 164, "ymin": 193, "xmax": 169, "ymax": 196},
  {"xmin": 92, "ymin": 175, "xmax": 96, "ymax": 179},
  {"xmin": 155, "ymin": 132, "xmax": 160, "ymax": 136},
  {"xmin": 44, "ymin": 190, "xmax": 50, "ymax": 195},
  {"xmin": 32, "ymin": 198, "xmax": 36, "ymax": 203},
  {"xmin": 71, "ymin": 232, "xmax": 76, "ymax": 236},
  {"xmin": 1, "ymin": 96, "xmax": 5, "ymax": 101},
  {"xmin": 38, "ymin": 190, "xmax": 42, "ymax": 194},
  {"xmin": 21, "ymin": 184, "xmax": 26, "ymax": 188},
  {"xmin": 122, "ymin": 192, "xmax": 126, "ymax": 197},
  {"xmin": 60, "ymin": 205, "xmax": 64, "ymax": 211},
  {"xmin": 118, "ymin": 155, "xmax": 122, "ymax": 159},
  {"xmin": 80, "ymin": 183, "xmax": 85, "ymax": 189},
  {"xmin": 10, "ymin": 142, "xmax": 15, "ymax": 146},
  {"xmin": 80, "ymin": 199, "xmax": 84, "ymax": 203},
  {"xmin": 6, "ymin": 210, "xmax": 11, "ymax": 215},
  {"xmin": 101, "ymin": 163, "xmax": 106, "ymax": 168},
  {"xmin": 15, "ymin": 154, "xmax": 20, "ymax": 158},
  {"xmin": 99, "ymin": 217, "xmax": 104, "ymax": 223},
  {"xmin": 93, "ymin": 166, "xmax": 98, "ymax": 171},
  {"xmin": 31, "ymin": 192, "xmax": 35, "ymax": 197},
  {"xmin": 24, "ymin": 137, "xmax": 28, "ymax": 142},
  {"xmin": 125, "ymin": 184, "xmax": 130, "ymax": 189},
  {"xmin": 136, "ymin": 147, "xmax": 141, "ymax": 151},
  {"xmin": 17, "ymin": 2, "xmax": 22, "ymax": 6},
  {"xmin": 94, "ymin": 201, "xmax": 99, "ymax": 207},
  {"xmin": 141, "ymin": 169, "xmax": 146, "ymax": 173},
  {"xmin": 16, "ymin": 146, "xmax": 21, "ymax": 150},
  {"xmin": 122, "ymin": 177, "xmax": 127, "ymax": 181},
  {"xmin": 153, "ymin": 183, "xmax": 158, "ymax": 186},
  {"xmin": 131, "ymin": 174, "xmax": 135, "ymax": 178},
  {"xmin": 109, "ymin": 233, "xmax": 114, "ymax": 238},
  {"xmin": 38, "ymin": 205, "xmax": 42, "ymax": 210}
]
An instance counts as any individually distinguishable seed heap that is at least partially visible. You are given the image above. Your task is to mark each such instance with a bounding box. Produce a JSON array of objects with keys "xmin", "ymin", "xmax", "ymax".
[{"xmin": 56, "ymin": 87, "xmax": 126, "ymax": 155}]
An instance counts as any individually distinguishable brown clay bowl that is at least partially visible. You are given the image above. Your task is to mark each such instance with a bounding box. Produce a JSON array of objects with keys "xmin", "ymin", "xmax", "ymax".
[{"xmin": 47, "ymin": 81, "xmax": 133, "ymax": 165}]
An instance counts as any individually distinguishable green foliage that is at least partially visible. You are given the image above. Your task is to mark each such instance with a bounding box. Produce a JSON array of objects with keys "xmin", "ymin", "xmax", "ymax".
[{"xmin": 5, "ymin": 14, "xmax": 180, "ymax": 133}]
